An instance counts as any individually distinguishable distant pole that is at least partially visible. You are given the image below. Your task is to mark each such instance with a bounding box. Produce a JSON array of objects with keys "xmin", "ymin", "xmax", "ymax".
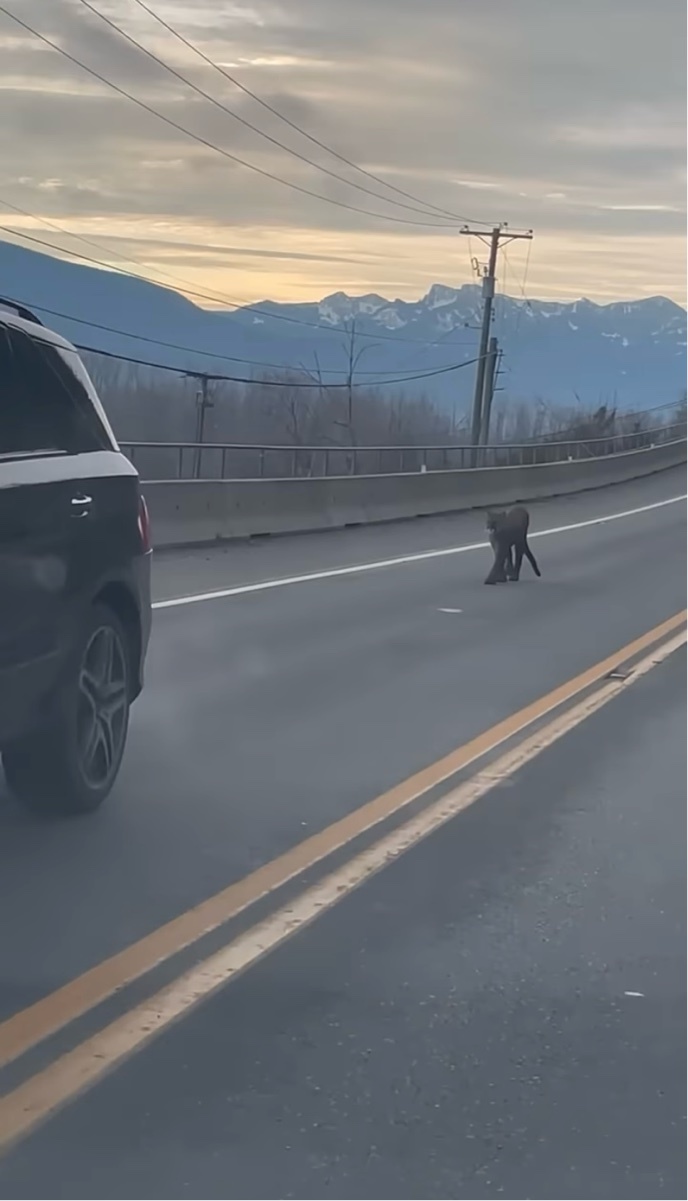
[
  {"xmin": 460, "ymin": 223, "xmax": 533, "ymax": 464},
  {"xmin": 480, "ymin": 336, "xmax": 499, "ymax": 446},
  {"xmin": 193, "ymin": 376, "xmax": 210, "ymax": 479},
  {"xmin": 184, "ymin": 371, "xmax": 216, "ymax": 479}
]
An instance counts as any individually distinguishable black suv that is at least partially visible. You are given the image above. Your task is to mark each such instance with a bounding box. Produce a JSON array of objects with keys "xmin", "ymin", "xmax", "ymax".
[{"xmin": 0, "ymin": 299, "xmax": 152, "ymax": 815}]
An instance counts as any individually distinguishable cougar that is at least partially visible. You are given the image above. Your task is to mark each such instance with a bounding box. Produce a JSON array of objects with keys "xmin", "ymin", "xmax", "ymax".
[{"xmin": 484, "ymin": 505, "xmax": 541, "ymax": 585}]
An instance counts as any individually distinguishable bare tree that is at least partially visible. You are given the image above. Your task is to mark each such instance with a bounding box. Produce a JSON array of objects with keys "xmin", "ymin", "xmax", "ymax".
[{"xmin": 81, "ymin": 348, "xmax": 685, "ymax": 481}]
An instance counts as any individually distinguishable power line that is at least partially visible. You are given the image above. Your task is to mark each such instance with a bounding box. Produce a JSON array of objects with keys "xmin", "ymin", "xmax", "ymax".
[
  {"xmin": 79, "ymin": 0, "xmax": 460, "ymax": 224},
  {"xmin": 541, "ymin": 398, "xmax": 685, "ymax": 441},
  {"xmin": 4, "ymin": 293, "xmax": 475, "ymax": 375},
  {"xmin": 626, "ymin": 399, "xmax": 685, "ymax": 419},
  {"xmin": 516, "ymin": 239, "xmax": 533, "ymax": 302},
  {"xmin": 3, "ymin": 294, "xmax": 332, "ymax": 372},
  {"xmin": 52, "ymin": 335, "xmax": 485, "ymax": 390},
  {"xmin": 0, "ymin": 196, "xmax": 273, "ymax": 310},
  {"xmin": 7, "ymin": 292, "xmax": 679, "ymax": 419},
  {"xmin": 22, "ymin": 303, "xmax": 682, "ymax": 426},
  {"xmin": 1, "ymin": 218, "xmax": 477, "ymax": 346},
  {"xmin": 127, "ymin": 0, "xmax": 489, "ymax": 227},
  {"xmin": 383, "ymin": 314, "xmax": 479, "ymax": 378},
  {"xmin": 0, "ymin": 198, "xmax": 282, "ymax": 314},
  {"xmin": 496, "ymin": 240, "xmax": 534, "ymax": 388},
  {"xmin": 508, "ymin": 238, "xmax": 533, "ymax": 336},
  {"xmin": 1, "ymin": 6, "xmax": 462, "ymax": 229}
]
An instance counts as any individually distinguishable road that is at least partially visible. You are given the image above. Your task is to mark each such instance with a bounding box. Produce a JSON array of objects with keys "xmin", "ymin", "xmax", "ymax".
[{"xmin": 0, "ymin": 467, "xmax": 685, "ymax": 1198}]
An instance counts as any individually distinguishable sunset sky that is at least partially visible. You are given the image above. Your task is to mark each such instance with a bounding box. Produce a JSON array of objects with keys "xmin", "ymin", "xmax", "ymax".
[{"xmin": 1, "ymin": 0, "xmax": 685, "ymax": 308}]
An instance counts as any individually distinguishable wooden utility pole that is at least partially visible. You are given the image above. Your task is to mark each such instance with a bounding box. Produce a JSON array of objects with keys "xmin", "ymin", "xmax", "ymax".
[
  {"xmin": 183, "ymin": 371, "xmax": 218, "ymax": 478},
  {"xmin": 336, "ymin": 320, "xmax": 378, "ymax": 471},
  {"xmin": 460, "ymin": 224, "xmax": 533, "ymax": 462},
  {"xmin": 479, "ymin": 335, "xmax": 499, "ymax": 447}
]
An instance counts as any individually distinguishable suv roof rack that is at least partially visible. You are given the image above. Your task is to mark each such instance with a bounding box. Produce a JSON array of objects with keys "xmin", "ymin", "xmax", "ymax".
[{"xmin": 0, "ymin": 297, "xmax": 44, "ymax": 327}]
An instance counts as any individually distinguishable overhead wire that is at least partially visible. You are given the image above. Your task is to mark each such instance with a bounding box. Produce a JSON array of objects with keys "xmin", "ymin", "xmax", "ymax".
[
  {"xmin": 0, "ymin": 196, "xmax": 286, "ymax": 311},
  {"xmin": 16, "ymin": 309, "xmax": 680, "ymax": 427},
  {"xmin": 2, "ymin": 293, "xmax": 476, "ymax": 375},
  {"xmin": 1, "ymin": 216, "xmax": 477, "ymax": 346},
  {"xmin": 126, "ymin": 0, "xmax": 490, "ymax": 226},
  {"xmin": 510, "ymin": 237, "xmax": 533, "ymax": 333},
  {"xmin": 495, "ymin": 239, "xmax": 534, "ymax": 388},
  {"xmin": 0, "ymin": 5, "xmax": 487, "ymax": 347},
  {"xmin": 541, "ymin": 397, "xmax": 685, "ymax": 441},
  {"xmin": 380, "ymin": 315, "xmax": 479, "ymax": 379},
  {"xmin": 23, "ymin": 329, "xmax": 486, "ymax": 390},
  {"xmin": 0, "ymin": 3, "xmax": 488, "ymax": 368},
  {"xmin": 78, "ymin": 0, "xmax": 462, "ymax": 223},
  {"xmin": 0, "ymin": 6, "xmax": 463, "ymax": 229}
]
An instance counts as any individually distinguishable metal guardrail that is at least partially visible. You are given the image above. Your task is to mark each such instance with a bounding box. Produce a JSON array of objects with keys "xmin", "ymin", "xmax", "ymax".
[{"xmin": 119, "ymin": 422, "xmax": 687, "ymax": 481}]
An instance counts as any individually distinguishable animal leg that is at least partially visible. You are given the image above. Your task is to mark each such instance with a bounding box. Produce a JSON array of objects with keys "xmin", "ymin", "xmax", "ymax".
[
  {"xmin": 484, "ymin": 543, "xmax": 509, "ymax": 585},
  {"xmin": 510, "ymin": 540, "xmax": 524, "ymax": 581},
  {"xmin": 524, "ymin": 537, "xmax": 541, "ymax": 577}
]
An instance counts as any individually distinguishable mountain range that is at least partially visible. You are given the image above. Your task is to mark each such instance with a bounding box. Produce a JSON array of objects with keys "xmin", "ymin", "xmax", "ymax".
[{"xmin": 1, "ymin": 239, "xmax": 685, "ymax": 413}]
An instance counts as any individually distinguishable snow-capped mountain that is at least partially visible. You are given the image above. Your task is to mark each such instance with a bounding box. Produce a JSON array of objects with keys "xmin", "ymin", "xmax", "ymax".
[{"xmin": 1, "ymin": 239, "xmax": 685, "ymax": 412}]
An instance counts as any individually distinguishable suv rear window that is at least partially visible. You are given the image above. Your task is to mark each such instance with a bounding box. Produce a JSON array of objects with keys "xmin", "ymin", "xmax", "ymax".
[{"xmin": 0, "ymin": 323, "xmax": 111, "ymax": 459}]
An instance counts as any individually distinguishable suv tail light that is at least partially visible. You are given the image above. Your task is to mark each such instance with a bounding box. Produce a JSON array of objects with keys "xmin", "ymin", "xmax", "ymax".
[{"xmin": 138, "ymin": 493, "xmax": 152, "ymax": 552}]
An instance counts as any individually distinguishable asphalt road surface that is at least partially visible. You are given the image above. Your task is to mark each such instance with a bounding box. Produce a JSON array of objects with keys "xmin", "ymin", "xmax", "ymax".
[{"xmin": 0, "ymin": 468, "xmax": 685, "ymax": 1198}]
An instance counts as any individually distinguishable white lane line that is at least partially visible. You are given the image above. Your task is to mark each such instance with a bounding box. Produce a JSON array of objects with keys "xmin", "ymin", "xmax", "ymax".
[
  {"xmin": 152, "ymin": 493, "xmax": 686, "ymax": 610},
  {"xmin": 438, "ymin": 607, "xmax": 463, "ymax": 614}
]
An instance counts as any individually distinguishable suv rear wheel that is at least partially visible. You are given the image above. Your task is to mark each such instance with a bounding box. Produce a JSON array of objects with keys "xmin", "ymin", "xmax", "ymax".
[{"xmin": 3, "ymin": 604, "xmax": 131, "ymax": 816}]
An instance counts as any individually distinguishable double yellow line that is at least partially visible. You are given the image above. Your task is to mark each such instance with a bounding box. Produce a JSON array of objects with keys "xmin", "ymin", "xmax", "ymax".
[{"xmin": 0, "ymin": 610, "xmax": 685, "ymax": 1152}]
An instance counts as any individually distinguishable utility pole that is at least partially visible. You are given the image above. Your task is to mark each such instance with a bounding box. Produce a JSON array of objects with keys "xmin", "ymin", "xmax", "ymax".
[
  {"xmin": 183, "ymin": 371, "xmax": 218, "ymax": 479},
  {"xmin": 460, "ymin": 223, "xmax": 533, "ymax": 463},
  {"xmin": 479, "ymin": 336, "xmax": 499, "ymax": 447},
  {"xmin": 336, "ymin": 320, "xmax": 378, "ymax": 472}
]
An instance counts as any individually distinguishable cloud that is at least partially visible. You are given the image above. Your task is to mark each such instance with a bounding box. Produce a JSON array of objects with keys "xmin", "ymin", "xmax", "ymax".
[{"xmin": 0, "ymin": 0, "xmax": 685, "ymax": 303}]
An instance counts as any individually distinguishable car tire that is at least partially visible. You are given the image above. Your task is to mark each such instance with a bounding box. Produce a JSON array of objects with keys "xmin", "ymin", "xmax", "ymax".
[{"xmin": 3, "ymin": 604, "xmax": 132, "ymax": 816}]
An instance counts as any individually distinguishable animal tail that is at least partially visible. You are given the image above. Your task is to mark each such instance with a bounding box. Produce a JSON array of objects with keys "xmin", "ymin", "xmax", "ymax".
[{"xmin": 524, "ymin": 537, "xmax": 541, "ymax": 577}]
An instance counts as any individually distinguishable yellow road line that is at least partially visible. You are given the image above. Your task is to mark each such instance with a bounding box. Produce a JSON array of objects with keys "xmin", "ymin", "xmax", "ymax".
[
  {"xmin": 0, "ymin": 610, "xmax": 684, "ymax": 1075},
  {"xmin": 0, "ymin": 623, "xmax": 684, "ymax": 1152}
]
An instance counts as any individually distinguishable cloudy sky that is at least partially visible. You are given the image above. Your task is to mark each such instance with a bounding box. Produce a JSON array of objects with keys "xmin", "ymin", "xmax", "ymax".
[{"xmin": 0, "ymin": 0, "xmax": 685, "ymax": 307}]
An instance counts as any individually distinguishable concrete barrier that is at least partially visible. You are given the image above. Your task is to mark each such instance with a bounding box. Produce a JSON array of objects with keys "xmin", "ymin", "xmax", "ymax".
[{"xmin": 143, "ymin": 438, "xmax": 687, "ymax": 549}]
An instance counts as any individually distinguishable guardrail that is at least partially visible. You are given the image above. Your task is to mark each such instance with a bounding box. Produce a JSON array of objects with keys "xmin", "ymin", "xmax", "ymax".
[
  {"xmin": 142, "ymin": 436, "xmax": 687, "ymax": 549},
  {"xmin": 120, "ymin": 422, "xmax": 685, "ymax": 482}
]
